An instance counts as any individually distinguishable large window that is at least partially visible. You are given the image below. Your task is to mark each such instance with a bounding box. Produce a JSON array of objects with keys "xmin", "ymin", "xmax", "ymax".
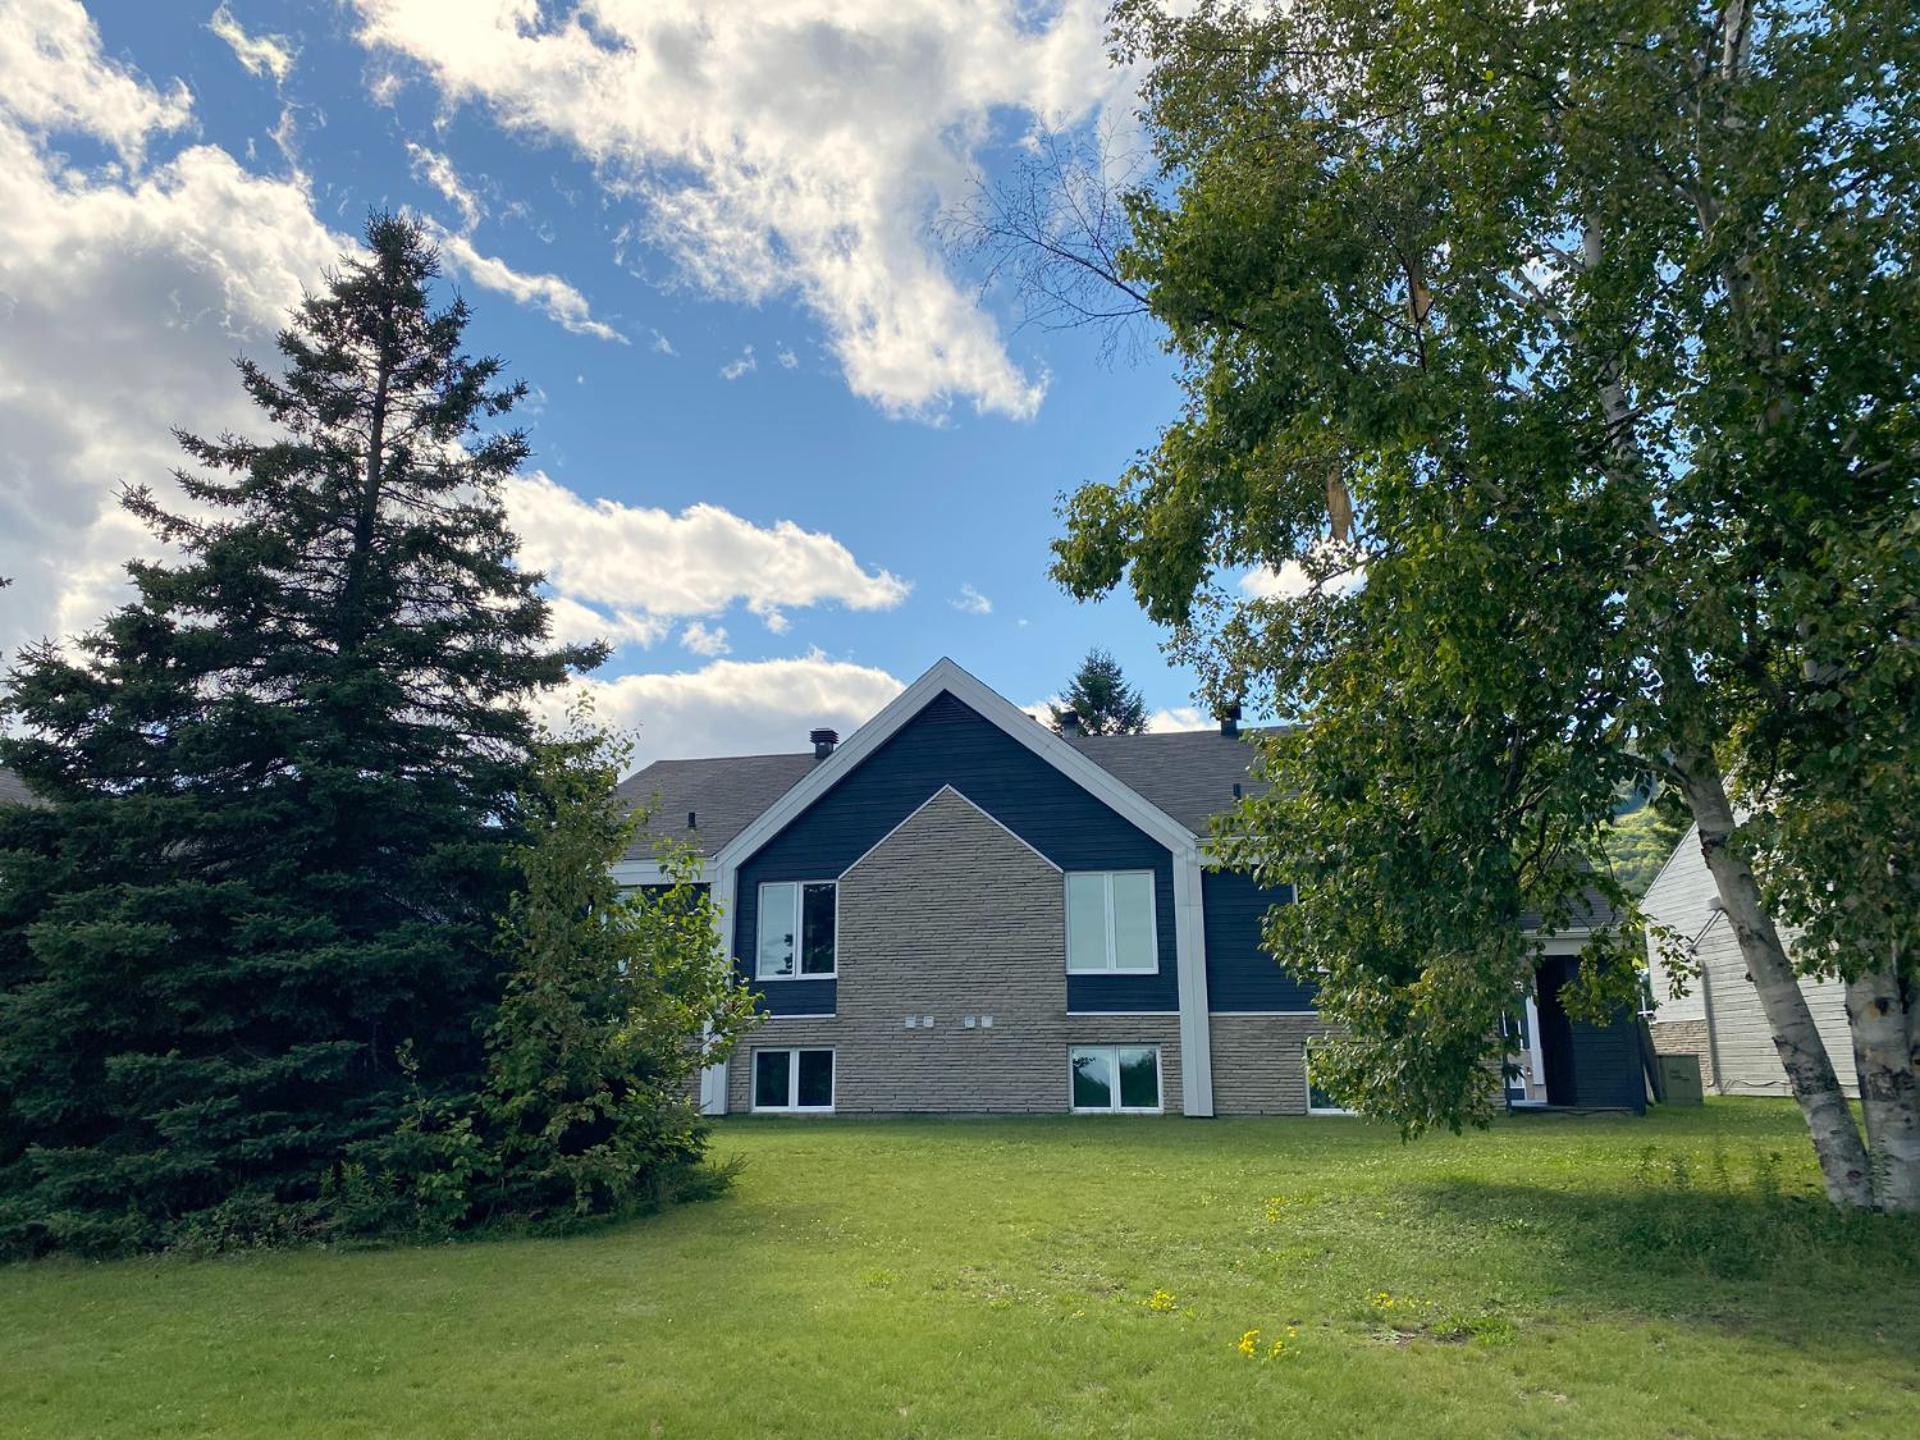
[
  {"xmin": 1069, "ymin": 1045, "xmax": 1162, "ymax": 1113},
  {"xmin": 1064, "ymin": 871, "xmax": 1157, "ymax": 974},
  {"xmin": 756, "ymin": 881, "xmax": 837, "ymax": 979},
  {"xmin": 752, "ymin": 1048, "xmax": 835, "ymax": 1111}
]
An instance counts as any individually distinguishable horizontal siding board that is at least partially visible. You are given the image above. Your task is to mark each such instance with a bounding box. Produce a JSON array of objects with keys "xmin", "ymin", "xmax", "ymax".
[
  {"xmin": 1202, "ymin": 869, "xmax": 1316, "ymax": 1012},
  {"xmin": 734, "ymin": 691, "xmax": 1178, "ymax": 1013}
]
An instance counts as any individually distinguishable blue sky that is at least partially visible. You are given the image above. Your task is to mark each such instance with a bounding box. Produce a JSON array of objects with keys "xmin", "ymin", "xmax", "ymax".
[{"xmin": 0, "ymin": 2, "xmax": 1235, "ymax": 764}]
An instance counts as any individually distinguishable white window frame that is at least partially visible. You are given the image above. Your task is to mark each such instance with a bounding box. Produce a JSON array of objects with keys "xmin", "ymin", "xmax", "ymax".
[
  {"xmin": 755, "ymin": 880, "xmax": 839, "ymax": 981},
  {"xmin": 1064, "ymin": 870, "xmax": 1160, "ymax": 975},
  {"xmin": 1068, "ymin": 1044, "xmax": 1164, "ymax": 1114},
  {"xmin": 750, "ymin": 1047, "xmax": 836, "ymax": 1113},
  {"xmin": 1303, "ymin": 1044, "xmax": 1356, "ymax": 1116}
]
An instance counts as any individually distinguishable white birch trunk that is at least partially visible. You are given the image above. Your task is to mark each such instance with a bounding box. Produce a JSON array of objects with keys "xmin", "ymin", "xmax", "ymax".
[
  {"xmin": 1846, "ymin": 959, "xmax": 1920, "ymax": 1212},
  {"xmin": 1674, "ymin": 750, "xmax": 1875, "ymax": 1209}
]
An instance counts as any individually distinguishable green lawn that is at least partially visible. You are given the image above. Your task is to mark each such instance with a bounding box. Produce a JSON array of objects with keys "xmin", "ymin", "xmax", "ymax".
[{"xmin": 4, "ymin": 1102, "xmax": 1916, "ymax": 1438}]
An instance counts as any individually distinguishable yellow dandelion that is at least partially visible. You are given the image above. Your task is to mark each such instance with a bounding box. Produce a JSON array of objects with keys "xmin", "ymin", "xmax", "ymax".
[{"xmin": 1237, "ymin": 1328, "xmax": 1262, "ymax": 1357}]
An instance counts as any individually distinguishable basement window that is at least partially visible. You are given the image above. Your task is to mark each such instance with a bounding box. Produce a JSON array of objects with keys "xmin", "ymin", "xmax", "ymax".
[
  {"xmin": 1065, "ymin": 871, "xmax": 1158, "ymax": 974},
  {"xmin": 1305, "ymin": 1045, "xmax": 1355, "ymax": 1116},
  {"xmin": 756, "ymin": 881, "xmax": 837, "ymax": 979},
  {"xmin": 752, "ymin": 1048, "xmax": 835, "ymax": 1112},
  {"xmin": 1069, "ymin": 1045, "xmax": 1162, "ymax": 1113}
]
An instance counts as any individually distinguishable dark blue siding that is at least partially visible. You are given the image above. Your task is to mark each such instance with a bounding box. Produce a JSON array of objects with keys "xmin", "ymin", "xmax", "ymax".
[
  {"xmin": 1202, "ymin": 869, "xmax": 1316, "ymax": 1012},
  {"xmin": 1570, "ymin": 1011, "xmax": 1646, "ymax": 1112},
  {"xmin": 735, "ymin": 691, "xmax": 1179, "ymax": 1015},
  {"xmin": 1537, "ymin": 955, "xmax": 1647, "ymax": 1113}
]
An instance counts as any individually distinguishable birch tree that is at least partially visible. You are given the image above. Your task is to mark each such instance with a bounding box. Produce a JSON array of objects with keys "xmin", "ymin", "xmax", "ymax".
[{"xmin": 998, "ymin": 0, "xmax": 1917, "ymax": 1206}]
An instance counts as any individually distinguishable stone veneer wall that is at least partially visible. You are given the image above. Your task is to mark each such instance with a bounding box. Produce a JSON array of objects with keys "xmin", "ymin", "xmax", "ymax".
[
  {"xmin": 726, "ymin": 786, "xmax": 1185, "ymax": 1114},
  {"xmin": 1207, "ymin": 1014, "xmax": 1334, "ymax": 1116},
  {"xmin": 1649, "ymin": 1018, "xmax": 1715, "ymax": 1091}
]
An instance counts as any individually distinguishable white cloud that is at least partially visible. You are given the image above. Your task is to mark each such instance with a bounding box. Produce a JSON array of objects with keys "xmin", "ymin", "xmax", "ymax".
[
  {"xmin": 775, "ymin": 346, "xmax": 799, "ymax": 370},
  {"xmin": 719, "ymin": 344, "xmax": 756, "ymax": 381},
  {"xmin": 542, "ymin": 595, "xmax": 670, "ymax": 650},
  {"xmin": 0, "ymin": 1, "xmax": 349, "ymax": 662},
  {"xmin": 504, "ymin": 471, "xmax": 910, "ymax": 639},
  {"xmin": 433, "ymin": 227, "xmax": 627, "ymax": 342},
  {"xmin": 208, "ymin": 5, "xmax": 296, "ymax": 86},
  {"xmin": 402, "ymin": 143, "xmax": 623, "ymax": 344},
  {"xmin": 1020, "ymin": 698, "xmax": 1208, "ymax": 734},
  {"xmin": 679, "ymin": 620, "xmax": 730, "ymax": 657},
  {"xmin": 348, "ymin": 0, "xmax": 1129, "ymax": 420},
  {"xmin": 405, "ymin": 140, "xmax": 482, "ymax": 230},
  {"xmin": 650, "ymin": 328, "xmax": 674, "ymax": 355},
  {"xmin": 950, "ymin": 583, "xmax": 992, "ymax": 616},
  {"xmin": 1240, "ymin": 544, "xmax": 1367, "ymax": 601},
  {"xmin": 1, "ymin": 0, "xmax": 193, "ymax": 162},
  {"xmin": 1147, "ymin": 706, "xmax": 1206, "ymax": 733},
  {"xmin": 558, "ymin": 651, "xmax": 905, "ymax": 767}
]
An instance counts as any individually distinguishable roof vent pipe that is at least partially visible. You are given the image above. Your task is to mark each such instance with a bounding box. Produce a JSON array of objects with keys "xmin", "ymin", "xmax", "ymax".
[
  {"xmin": 810, "ymin": 728, "xmax": 839, "ymax": 761},
  {"xmin": 1059, "ymin": 710, "xmax": 1083, "ymax": 735},
  {"xmin": 1219, "ymin": 702, "xmax": 1243, "ymax": 738}
]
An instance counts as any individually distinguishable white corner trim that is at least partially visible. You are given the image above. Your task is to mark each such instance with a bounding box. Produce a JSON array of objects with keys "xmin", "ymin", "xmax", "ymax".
[
  {"xmin": 712, "ymin": 658, "xmax": 1198, "ymax": 872},
  {"xmin": 1172, "ymin": 844, "xmax": 1215, "ymax": 1117},
  {"xmin": 701, "ymin": 860, "xmax": 739, "ymax": 1116},
  {"xmin": 839, "ymin": 783, "xmax": 1062, "ymax": 879}
]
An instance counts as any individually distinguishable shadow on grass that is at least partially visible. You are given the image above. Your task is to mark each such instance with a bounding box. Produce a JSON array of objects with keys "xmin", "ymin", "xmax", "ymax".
[{"xmin": 1410, "ymin": 1146, "xmax": 1920, "ymax": 1347}]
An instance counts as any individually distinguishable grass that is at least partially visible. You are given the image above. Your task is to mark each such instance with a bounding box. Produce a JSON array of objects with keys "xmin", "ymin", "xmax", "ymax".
[{"xmin": 3, "ymin": 1101, "xmax": 1917, "ymax": 1438}]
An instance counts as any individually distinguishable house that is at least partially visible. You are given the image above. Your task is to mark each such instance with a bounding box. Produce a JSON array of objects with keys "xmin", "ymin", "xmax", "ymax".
[
  {"xmin": 1642, "ymin": 825, "xmax": 1858, "ymax": 1097},
  {"xmin": 613, "ymin": 658, "xmax": 1647, "ymax": 1118},
  {"xmin": 0, "ymin": 766, "xmax": 39, "ymax": 809}
]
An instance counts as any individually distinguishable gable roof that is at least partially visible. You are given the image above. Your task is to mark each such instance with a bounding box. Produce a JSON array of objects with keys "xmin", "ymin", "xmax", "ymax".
[
  {"xmin": 714, "ymin": 659, "xmax": 1200, "ymax": 868},
  {"xmin": 613, "ymin": 661, "xmax": 1269, "ymax": 869},
  {"xmin": 617, "ymin": 751, "xmax": 816, "ymax": 859}
]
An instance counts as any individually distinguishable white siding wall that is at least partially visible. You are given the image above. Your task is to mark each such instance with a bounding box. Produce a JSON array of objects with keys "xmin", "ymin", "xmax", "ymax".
[{"xmin": 1642, "ymin": 826, "xmax": 1858, "ymax": 1097}]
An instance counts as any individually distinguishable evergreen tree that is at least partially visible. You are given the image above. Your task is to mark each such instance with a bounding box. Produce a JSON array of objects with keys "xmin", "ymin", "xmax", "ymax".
[
  {"xmin": 481, "ymin": 716, "xmax": 755, "ymax": 1225},
  {"xmin": 1048, "ymin": 648, "xmax": 1149, "ymax": 735},
  {"xmin": 0, "ymin": 214, "xmax": 598, "ymax": 1254}
]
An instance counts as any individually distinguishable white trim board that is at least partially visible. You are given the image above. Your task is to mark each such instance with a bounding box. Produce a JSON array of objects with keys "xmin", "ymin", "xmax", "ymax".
[
  {"xmin": 712, "ymin": 658, "xmax": 1198, "ymax": 871},
  {"xmin": 611, "ymin": 857, "xmax": 714, "ymax": 887},
  {"xmin": 1065, "ymin": 1010, "xmax": 1182, "ymax": 1018}
]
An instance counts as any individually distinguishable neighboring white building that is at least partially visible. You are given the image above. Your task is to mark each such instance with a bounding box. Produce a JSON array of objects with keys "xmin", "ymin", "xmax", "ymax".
[{"xmin": 1642, "ymin": 826, "xmax": 1857, "ymax": 1097}]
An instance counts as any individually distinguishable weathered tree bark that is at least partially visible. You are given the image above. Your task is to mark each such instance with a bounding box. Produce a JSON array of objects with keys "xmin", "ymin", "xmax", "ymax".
[
  {"xmin": 1673, "ymin": 747, "xmax": 1875, "ymax": 1209},
  {"xmin": 1846, "ymin": 958, "xmax": 1920, "ymax": 1211}
]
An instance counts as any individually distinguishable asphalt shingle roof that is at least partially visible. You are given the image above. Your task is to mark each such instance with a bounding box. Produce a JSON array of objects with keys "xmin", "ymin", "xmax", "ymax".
[
  {"xmin": 617, "ymin": 751, "xmax": 819, "ymax": 859},
  {"xmin": 1063, "ymin": 729, "xmax": 1266, "ymax": 833},
  {"xmin": 614, "ymin": 724, "xmax": 1270, "ymax": 862}
]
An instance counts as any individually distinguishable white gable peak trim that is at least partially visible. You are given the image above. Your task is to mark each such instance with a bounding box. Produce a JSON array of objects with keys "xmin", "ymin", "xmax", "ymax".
[{"xmin": 711, "ymin": 657, "xmax": 1198, "ymax": 870}]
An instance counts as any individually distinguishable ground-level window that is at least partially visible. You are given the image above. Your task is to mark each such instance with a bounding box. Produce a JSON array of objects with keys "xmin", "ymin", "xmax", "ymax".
[
  {"xmin": 753, "ymin": 1048, "xmax": 835, "ymax": 1111},
  {"xmin": 1069, "ymin": 1045, "xmax": 1162, "ymax": 1113},
  {"xmin": 1065, "ymin": 871, "xmax": 1158, "ymax": 973},
  {"xmin": 756, "ymin": 881, "xmax": 837, "ymax": 979},
  {"xmin": 1304, "ymin": 1044, "xmax": 1354, "ymax": 1116}
]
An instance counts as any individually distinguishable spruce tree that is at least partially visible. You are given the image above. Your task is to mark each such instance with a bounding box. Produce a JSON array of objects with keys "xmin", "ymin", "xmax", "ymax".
[
  {"xmin": 1049, "ymin": 648, "xmax": 1150, "ymax": 736},
  {"xmin": 0, "ymin": 214, "xmax": 598, "ymax": 1253}
]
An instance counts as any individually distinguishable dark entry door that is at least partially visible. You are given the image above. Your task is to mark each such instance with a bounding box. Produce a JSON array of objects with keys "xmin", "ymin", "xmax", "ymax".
[{"xmin": 1534, "ymin": 958, "xmax": 1579, "ymax": 1105}]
